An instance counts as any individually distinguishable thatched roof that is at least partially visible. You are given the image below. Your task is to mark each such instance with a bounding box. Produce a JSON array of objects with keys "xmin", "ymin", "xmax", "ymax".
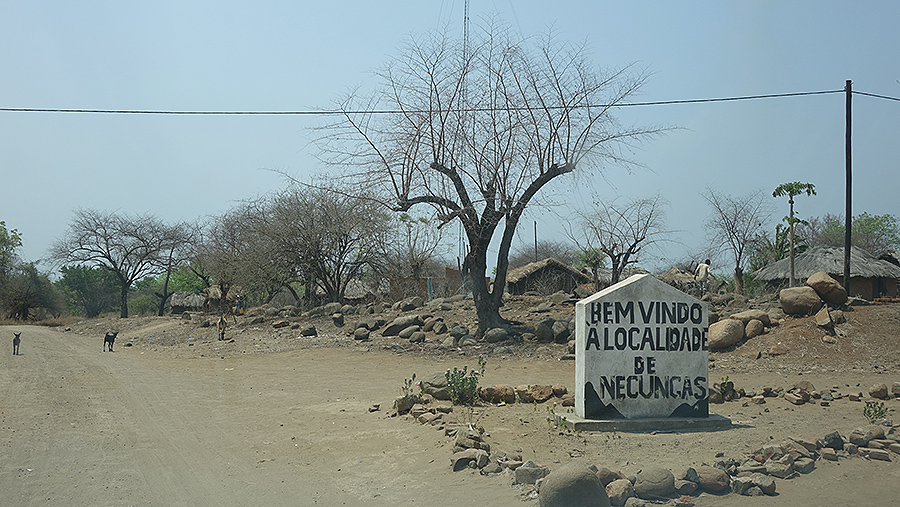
[
  {"xmin": 506, "ymin": 258, "xmax": 591, "ymax": 285},
  {"xmin": 754, "ymin": 246, "xmax": 900, "ymax": 281}
]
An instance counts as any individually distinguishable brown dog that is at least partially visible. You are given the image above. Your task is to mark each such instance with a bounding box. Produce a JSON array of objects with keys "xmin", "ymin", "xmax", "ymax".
[
  {"xmin": 103, "ymin": 332, "xmax": 118, "ymax": 352},
  {"xmin": 12, "ymin": 332, "xmax": 21, "ymax": 355}
]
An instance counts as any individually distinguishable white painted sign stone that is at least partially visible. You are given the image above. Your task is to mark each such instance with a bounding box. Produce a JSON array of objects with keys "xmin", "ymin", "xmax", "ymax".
[{"xmin": 575, "ymin": 274, "xmax": 709, "ymax": 419}]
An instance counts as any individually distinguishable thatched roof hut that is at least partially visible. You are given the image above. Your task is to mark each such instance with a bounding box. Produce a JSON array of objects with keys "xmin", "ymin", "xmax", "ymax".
[
  {"xmin": 506, "ymin": 258, "xmax": 591, "ymax": 295},
  {"xmin": 753, "ymin": 246, "xmax": 900, "ymax": 299}
]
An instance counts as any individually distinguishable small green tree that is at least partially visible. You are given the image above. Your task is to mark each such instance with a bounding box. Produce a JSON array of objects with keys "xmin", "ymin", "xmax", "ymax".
[
  {"xmin": 575, "ymin": 248, "xmax": 607, "ymax": 291},
  {"xmin": 57, "ymin": 265, "xmax": 120, "ymax": 317},
  {"xmin": 773, "ymin": 182, "xmax": 816, "ymax": 287}
]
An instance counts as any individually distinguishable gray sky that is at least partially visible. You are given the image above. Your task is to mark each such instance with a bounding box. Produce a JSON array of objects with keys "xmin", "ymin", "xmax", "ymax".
[{"xmin": 2, "ymin": 1, "xmax": 898, "ymax": 273}]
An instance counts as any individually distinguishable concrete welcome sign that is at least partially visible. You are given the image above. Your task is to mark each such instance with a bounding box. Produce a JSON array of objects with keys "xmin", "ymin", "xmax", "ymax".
[{"xmin": 575, "ymin": 274, "xmax": 709, "ymax": 420}]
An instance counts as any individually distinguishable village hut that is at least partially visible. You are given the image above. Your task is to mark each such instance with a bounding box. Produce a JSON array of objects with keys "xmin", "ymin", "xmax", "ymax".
[
  {"xmin": 169, "ymin": 292, "xmax": 207, "ymax": 314},
  {"xmin": 506, "ymin": 258, "xmax": 591, "ymax": 295},
  {"xmin": 753, "ymin": 246, "xmax": 900, "ymax": 300}
]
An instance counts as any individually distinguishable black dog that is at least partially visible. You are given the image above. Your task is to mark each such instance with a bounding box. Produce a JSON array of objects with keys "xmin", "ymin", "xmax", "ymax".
[
  {"xmin": 103, "ymin": 332, "xmax": 118, "ymax": 352},
  {"xmin": 12, "ymin": 332, "xmax": 21, "ymax": 355}
]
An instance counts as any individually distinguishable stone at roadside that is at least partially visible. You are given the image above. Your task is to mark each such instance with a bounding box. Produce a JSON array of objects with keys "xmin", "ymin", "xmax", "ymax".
[
  {"xmin": 793, "ymin": 457, "xmax": 815, "ymax": 474},
  {"xmin": 539, "ymin": 462, "xmax": 611, "ymax": 507},
  {"xmin": 815, "ymin": 306, "xmax": 834, "ymax": 329},
  {"xmin": 398, "ymin": 325, "xmax": 420, "ymax": 339},
  {"xmin": 860, "ymin": 448, "xmax": 891, "ymax": 461},
  {"xmin": 732, "ymin": 473, "xmax": 776, "ymax": 496},
  {"xmin": 806, "ymin": 271, "xmax": 848, "ymax": 306},
  {"xmin": 331, "ymin": 313, "xmax": 344, "ymax": 327},
  {"xmin": 451, "ymin": 448, "xmax": 489, "ymax": 471},
  {"xmin": 531, "ymin": 385, "xmax": 555, "ymax": 403},
  {"xmin": 419, "ymin": 372, "xmax": 450, "ymax": 400},
  {"xmin": 272, "ymin": 319, "xmax": 291, "ymax": 329},
  {"xmin": 516, "ymin": 385, "xmax": 535, "ymax": 403},
  {"xmin": 393, "ymin": 394, "xmax": 420, "ymax": 415},
  {"xmin": 892, "ymin": 382, "xmax": 900, "ymax": 398},
  {"xmin": 779, "ymin": 286, "xmax": 824, "ymax": 315},
  {"xmin": 458, "ymin": 335, "xmax": 477, "ymax": 347},
  {"xmin": 480, "ymin": 384, "xmax": 516, "ymax": 404},
  {"xmin": 441, "ymin": 336, "xmax": 457, "ymax": 347},
  {"xmin": 708, "ymin": 319, "xmax": 744, "ymax": 350},
  {"xmin": 399, "ymin": 296, "xmax": 424, "ymax": 311},
  {"xmin": 433, "ymin": 321, "xmax": 448, "ymax": 334},
  {"xmin": 821, "ymin": 447, "xmax": 838, "ymax": 461},
  {"xmin": 765, "ymin": 455, "xmax": 794, "ymax": 479},
  {"xmin": 484, "ymin": 327, "xmax": 509, "ymax": 343},
  {"xmin": 383, "ymin": 315, "xmax": 424, "ymax": 336},
  {"xmin": 449, "ymin": 324, "xmax": 469, "ymax": 339},
  {"xmin": 605, "ymin": 478, "xmax": 634, "ymax": 506},
  {"xmin": 560, "ymin": 393, "xmax": 575, "ymax": 406},
  {"xmin": 409, "ymin": 331, "xmax": 426, "ymax": 343},
  {"xmin": 869, "ymin": 383, "xmax": 889, "ymax": 399},
  {"xmin": 535, "ymin": 318, "xmax": 556, "ymax": 342},
  {"xmin": 695, "ymin": 465, "xmax": 730, "ymax": 493},
  {"xmin": 633, "ymin": 467, "xmax": 675, "ymax": 499},
  {"xmin": 744, "ymin": 319, "xmax": 764, "ymax": 339},
  {"xmin": 784, "ymin": 392, "xmax": 805, "ymax": 405},
  {"xmin": 353, "ymin": 328, "xmax": 370, "ymax": 340},
  {"xmin": 515, "ymin": 461, "xmax": 550, "ymax": 484},
  {"xmin": 729, "ymin": 309, "xmax": 772, "ymax": 326},
  {"xmin": 595, "ymin": 468, "xmax": 627, "ymax": 487},
  {"xmin": 300, "ymin": 325, "xmax": 317, "ymax": 337},
  {"xmin": 551, "ymin": 320, "xmax": 570, "ymax": 343},
  {"xmin": 674, "ymin": 479, "xmax": 697, "ymax": 496}
]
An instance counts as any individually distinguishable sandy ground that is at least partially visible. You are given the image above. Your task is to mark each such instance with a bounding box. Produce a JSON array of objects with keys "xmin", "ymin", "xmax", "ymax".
[{"xmin": 2, "ymin": 323, "xmax": 899, "ymax": 506}]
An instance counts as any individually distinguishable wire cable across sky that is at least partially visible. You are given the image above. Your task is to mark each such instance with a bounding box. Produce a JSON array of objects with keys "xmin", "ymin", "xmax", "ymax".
[{"xmin": 5, "ymin": 88, "xmax": 895, "ymax": 116}]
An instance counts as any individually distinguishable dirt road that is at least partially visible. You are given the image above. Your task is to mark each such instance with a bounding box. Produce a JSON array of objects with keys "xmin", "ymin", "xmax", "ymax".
[{"xmin": 2, "ymin": 324, "xmax": 899, "ymax": 506}]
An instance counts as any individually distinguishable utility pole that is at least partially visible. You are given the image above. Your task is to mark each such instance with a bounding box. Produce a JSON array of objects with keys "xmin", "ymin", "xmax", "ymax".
[{"xmin": 844, "ymin": 80, "xmax": 852, "ymax": 291}]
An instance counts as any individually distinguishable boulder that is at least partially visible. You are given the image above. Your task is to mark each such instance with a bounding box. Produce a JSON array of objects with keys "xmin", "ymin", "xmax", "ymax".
[
  {"xmin": 484, "ymin": 327, "xmax": 509, "ymax": 343},
  {"xmin": 480, "ymin": 384, "xmax": 517, "ymax": 404},
  {"xmin": 515, "ymin": 461, "xmax": 550, "ymax": 485},
  {"xmin": 300, "ymin": 325, "xmax": 317, "ymax": 337},
  {"xmin": 744, "ymin": 319, "xmax": 764, "ymax": 339},
  {"xmin": 353, "ymin": 328, "xmax": 370, "ymax": 341},
  {"xmin": 383, "ymin": 315, "xmax": 424, "ymax": 336},
  {"xmin": 632, "ymin": 467, "xmax": 675, "ymax": 499},
  {"xmin": 420, "ymin": 372, "xmax": 450, "ymax": 400},
  {"xmin": 398, "ymin": 325, "xmax": 421, "ymax": 339},
  {"xmin": 729, "ymin": 309, "xmax": 771, "ymax": 326},
  {"xmin": 331, "ymin": 313, "xmax": 344, "ymax": 327},
  {"xmin": 535, "ymin": 318, "xmax": 556, "ymax": 342},
  {"xmin": 708, "ymin": 318, "xmax": 745, "ymax": 350},
  {"xmin": 869, "ymin": 383, "xmax": 889, "ymax": 399},
  {"xmin": 551, "ymin": 320, "xmax": 571, "ymax": 343},
  {"xmin": 605, "ymin": 478, "xmax": 634, "ymax": 506},
  {"xmin": 815, "ymin": 306, "xmax": 834, "ymax": 329},
  {"xmin": 806, "ymin": 271, "xmax": 848, "ymax": 306},
  {"xmin": 779, "ymin": 286, "xmax": 823, "ymax": 316},
  {"xmin": 539, "ymin": 462, "xmax": 611, "ymax": 507},
  {"xmin": 695, "ymin": 465, "xmax": 730, "ymax": 493},
  {"xmin": 450, "ymin": 448, "xmax": 489, "ymax": 471},
  {"xmin": 595, "ymin": 468, "xmax": 626, "ymax": 487}
]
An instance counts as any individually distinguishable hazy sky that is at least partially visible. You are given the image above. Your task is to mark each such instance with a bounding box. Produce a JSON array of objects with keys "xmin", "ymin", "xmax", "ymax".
[{"xmin": 2, "ymin": 1, "xmax": 898, "ymax": 273}]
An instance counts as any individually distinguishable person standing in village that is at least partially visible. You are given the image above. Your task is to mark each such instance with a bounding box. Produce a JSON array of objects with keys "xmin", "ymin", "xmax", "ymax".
[
  {"xmin": 695, "ymin": 258, "xmax": 711, "ymax": 293},
  {"xmin": 217, "ymin": 313, "xmax": 228, "ymax": 341}
]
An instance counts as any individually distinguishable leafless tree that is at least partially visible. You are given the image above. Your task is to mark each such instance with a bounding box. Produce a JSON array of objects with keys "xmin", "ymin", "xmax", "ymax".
[
  {"xmin": 568, "ymin": 195, "xmax": 670, "ymax": 288},
  {"xmin": 50, "ymin": 209, "xmax": 181, "ymax": 318},
  {"xmin": 702, "ymin": 188, "xmax": 773, "ymax": 294},
  {"xmin": 263, "ymin": 185, "xmax": 391, "ymax": 305},
  {"xmin": 316, "ymin": 22, "xmax": 663, "ymax": 333},
  {"xmin": 372, "ymin": 212, "xmax": 449, "ymax": 299}
]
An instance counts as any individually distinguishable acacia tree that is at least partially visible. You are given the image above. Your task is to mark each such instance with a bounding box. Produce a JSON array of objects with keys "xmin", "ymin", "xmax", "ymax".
[
  {"xmin": 703, "ymin": 189, "xmax": 772, "ymax": 294},
  {"xmin": 773, "ymin": 182, "xmax": 816, "ymax": 287},
  {"xmin": 318, "ymin": 23, "xmax": 661, "ymax": 332},
  {"xmin": 50, "ymin": 209, "xmax": 180, "ymax": 318},
  {"xmin": 569, "ymin": 196, "xmax": 669, "ymax": 287}
]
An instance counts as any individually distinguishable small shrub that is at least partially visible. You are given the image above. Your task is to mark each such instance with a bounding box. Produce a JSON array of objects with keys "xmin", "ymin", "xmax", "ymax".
[
  {"xmin": 446, "ymin": 356, "xmax": 487, "ymax": 405},
  {"xmin": 864, "ymin": 400, "xmax": 887, "ymax": 424}
]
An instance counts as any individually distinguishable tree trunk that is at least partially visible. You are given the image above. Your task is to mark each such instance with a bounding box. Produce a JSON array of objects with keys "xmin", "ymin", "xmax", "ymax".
[
  {"xmin": 119, "ymin": 283, "xmax": 129, "ymax": 318},
  {"xmin": 733, "ymin": 266, "xmax": 744, "ymax": 295},
  {"xmin": 788, "ymin": 198, "xmax": 796, "ymax": 287}
]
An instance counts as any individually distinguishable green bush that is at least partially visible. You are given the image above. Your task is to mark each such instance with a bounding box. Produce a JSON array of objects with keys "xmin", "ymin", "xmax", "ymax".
[{"xmin": 445, "ymin": 356, "xmax": 487, "ymax": 405}]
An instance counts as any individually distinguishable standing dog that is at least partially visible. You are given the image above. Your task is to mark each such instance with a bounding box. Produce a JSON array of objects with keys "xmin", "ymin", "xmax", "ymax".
[
  {"xmin": 12, "ymin": 332, "xmax": 21, "ymax": 355},
  {"xmin": 103, "ymin": 331, "xmax": 118, "ymax": 352}
]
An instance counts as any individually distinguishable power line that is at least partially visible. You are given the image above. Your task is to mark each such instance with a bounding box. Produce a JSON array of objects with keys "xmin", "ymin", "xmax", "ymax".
[
  {"xmin": 0, "ymin": 89, "xmax": 847, "ymax": 116},
  {"xmin": 854, "ymin": 90, "xmax": 900, "ymax": 102}
]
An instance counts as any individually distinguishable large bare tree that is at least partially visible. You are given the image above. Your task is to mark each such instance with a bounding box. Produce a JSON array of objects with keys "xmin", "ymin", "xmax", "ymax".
[
  {"xmin": 569, "ymin": 195, "xmax": 669, "ymax": 288},
  {"xmin": 702, "ymin": 189, "xmax": 773, "ymax": 294},
  {"xmin": 50, "ymin": 209, "xmax": 181, "ymax": 318},
  {"xmin": 318, "ymin": 23, "xmax": 662, "ymax": 333}
]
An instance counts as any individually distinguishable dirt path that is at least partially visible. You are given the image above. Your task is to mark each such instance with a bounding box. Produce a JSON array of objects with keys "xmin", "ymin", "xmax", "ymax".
[{"xmin": 2, "ymin": 324, "xmax": 899, "ymax": 506}]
